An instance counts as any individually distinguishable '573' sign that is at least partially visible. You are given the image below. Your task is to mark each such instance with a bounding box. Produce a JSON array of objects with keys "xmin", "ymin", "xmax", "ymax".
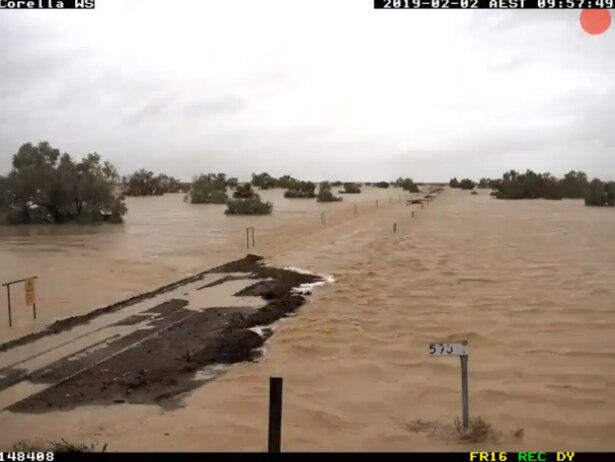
[{"xmin": 428, "ymin": 342, "xmax": 468, "ymax": 356}]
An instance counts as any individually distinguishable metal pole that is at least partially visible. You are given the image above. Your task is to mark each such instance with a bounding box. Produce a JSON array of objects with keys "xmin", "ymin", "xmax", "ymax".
[
  {"xmin": 251, "ymin": 228, "xmax": 255, "ymax": 247},
  {"xmin": 268, "ymin": 377, "xmax": 283, "ymax": 453},
  {"xmin": 460, "ymin": 354, "xmax": 469, "ymax": 432},
  {"xmin": 246, "ymin": 228, "xmax": 249, "ymax": 249},
  {"xmin": 6, "ymin": 285, "xmax": 12, "ymax": 328},
  {"xmin": 33, "ymin": 302, "xmax": 37, "ymax": 320}
]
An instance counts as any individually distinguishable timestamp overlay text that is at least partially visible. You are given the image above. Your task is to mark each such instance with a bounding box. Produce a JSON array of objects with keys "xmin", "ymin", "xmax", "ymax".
[{"xmin": 375, "ymin": 0, "xmax": 612, "ymax": 8}]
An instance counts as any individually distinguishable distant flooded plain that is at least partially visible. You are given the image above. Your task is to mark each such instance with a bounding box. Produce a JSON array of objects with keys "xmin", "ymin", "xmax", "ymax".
[{"xmin": 1, "ymin": 188, "xmax": 614, "ymax": 450}]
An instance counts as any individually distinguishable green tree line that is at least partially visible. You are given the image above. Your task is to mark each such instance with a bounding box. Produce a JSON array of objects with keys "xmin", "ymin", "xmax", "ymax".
[{"xmin": 450, "ymin": 170, "xmax": 614, "ymax": 206}]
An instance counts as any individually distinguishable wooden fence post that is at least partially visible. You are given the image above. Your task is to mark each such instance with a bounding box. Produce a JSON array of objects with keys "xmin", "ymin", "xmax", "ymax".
[{"xmin": 246, "ymin": 227, "xmax": 255, "ymax": 249}]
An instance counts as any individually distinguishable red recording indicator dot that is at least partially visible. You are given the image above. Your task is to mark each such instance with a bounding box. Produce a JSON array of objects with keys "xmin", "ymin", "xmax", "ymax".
[{"xmin": 580, "ymin": 9, "xmax": 611, "ymax": 35}]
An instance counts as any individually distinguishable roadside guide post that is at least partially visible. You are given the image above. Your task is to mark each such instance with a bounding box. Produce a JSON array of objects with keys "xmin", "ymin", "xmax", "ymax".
[
  {"xmin": 5, "ymin": 284, "xmax": 11, "ymax": 327},
  {"xmin": 428, "ymin": 340, "xmax": 469, "ymax": 432},
  {"xmin": 246, "ymin": 227, "xmax": 255, "ymax": 249}
]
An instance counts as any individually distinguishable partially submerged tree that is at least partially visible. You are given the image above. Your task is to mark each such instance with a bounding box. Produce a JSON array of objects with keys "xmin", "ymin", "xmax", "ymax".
[
  {"xmin": 187, "ymin": 174, "xmax": 229, "ymax": 204},
  {"xmin": 233, "ymin": 183, "xmax": 256, "ymax": 199},
  {"xmin": 277, "ymin": 175, "xmax": 298, "ymax": 189},
  {"xmin": 161, "ymin": 175, "xmax": 183, "ymax": 193},
  {"xmin": 0, "ymin": 142, "xmax": 126, "ymax": 224},
  {"xmin": 226, "ymin": 177, "xmax": 239, "ymax": 188},
  {"xmin": 494, "ymin": 170, "xmax": 563, "ymax": 200},
  {"xmin": 559, "ymin": 170, "xmax": 589, "ymax": 199},
  {"xmin": 225, "ymin": 195, "xmax": 273, "ymax": 215},
  {"xmin": 375, "ymin": 181, "xmax": 390, "ymax": 189},
  {"xmin": 339, "ymin": 182, "xmax": 362, "ymax": 194},
  {"xmin": 397, "ymin": 178, "xmax": 420, "ymax": 193},
  {"xmin": 123, "ymin": 170, "xmax": 178, "ymax": 196},
  {"xmin": 251, "ymin": 172, "xmax": 277, "ymax": 189},
  {"xmin": 284, "ymin": 181, "xmax": 316, "ymax": 198},
  {"xmin": 459, "ymin": 179, "xmax": 476, "ymax": 190},
  {"xmin": 448, "ymin": 169, "xmax": 613, "ymax": 205},
  {"xmin": 585, "ymin": 179, "xmax": 615, "ymax": 206},
  {"xmin": 207, "ymin": 173, "xmax": 228, "ymax": 190},
  {"xmin": 317, "ymin": 182, "xmax": 343, "ymax": 202}
]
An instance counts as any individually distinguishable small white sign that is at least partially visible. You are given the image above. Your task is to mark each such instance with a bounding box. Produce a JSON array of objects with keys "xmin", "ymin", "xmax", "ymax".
[{"xmin": 428, "ymin": 342, "xmax": 468, "ymax": 356}]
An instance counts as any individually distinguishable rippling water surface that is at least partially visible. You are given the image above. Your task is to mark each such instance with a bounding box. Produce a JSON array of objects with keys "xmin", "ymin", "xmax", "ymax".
[{"xmin": 1, "ymin": 188, "xmax": 614, "ymax": 450}]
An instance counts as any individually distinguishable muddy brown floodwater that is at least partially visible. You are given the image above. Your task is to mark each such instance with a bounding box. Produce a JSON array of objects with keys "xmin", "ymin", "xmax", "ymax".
[
  {"xmin": 0, "ymin": 187, "xmax": 614, "ymax": 451},
  {"xmin": 1, "ymin": 255, "xmax": 322, "ymax": 414}
]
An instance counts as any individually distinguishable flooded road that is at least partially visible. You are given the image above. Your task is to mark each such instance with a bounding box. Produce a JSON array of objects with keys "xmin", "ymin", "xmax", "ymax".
[
  {"xmin": 1, "ymin": 188, "xmax": 614, "ymax": 450},
  {"xmin": 0, "ymin": 187, "xmax": 399, "ymax": 341}
]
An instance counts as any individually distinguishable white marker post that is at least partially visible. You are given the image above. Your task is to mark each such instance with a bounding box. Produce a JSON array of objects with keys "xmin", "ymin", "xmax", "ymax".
[{"xmin": 428, "ymin": 340, "xmax": 469, "ymax": 432}]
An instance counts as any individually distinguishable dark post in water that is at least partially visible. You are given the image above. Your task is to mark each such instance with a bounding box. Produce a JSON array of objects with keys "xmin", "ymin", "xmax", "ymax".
[
  {"xmin": 461, "ymin": 352, "xmax": 469, "ymax": 432},
  {"xmin": 6, "ymin": 285, "xmax": 11, "ymax": 327},
  {"xmin": 268, "ymin": 377, "xmax": 283, "ymax": 453},
  {"xmin": 246, "ymin": 227, "xmax": 255, "ymax": 249}
]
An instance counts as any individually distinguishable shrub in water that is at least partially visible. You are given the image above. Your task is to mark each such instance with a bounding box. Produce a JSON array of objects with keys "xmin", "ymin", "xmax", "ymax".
[{"xmin": 225, "ymin": 195, "xmax": 273, "ymax": 215}]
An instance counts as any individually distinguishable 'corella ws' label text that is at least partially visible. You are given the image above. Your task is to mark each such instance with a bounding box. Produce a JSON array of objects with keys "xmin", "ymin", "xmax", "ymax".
[{"xmin": 0, "ymin": 0, "xmax": 94, "ymax": 9}]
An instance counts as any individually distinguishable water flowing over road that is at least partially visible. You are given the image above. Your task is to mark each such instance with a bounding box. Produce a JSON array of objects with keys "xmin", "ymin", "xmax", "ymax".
[{"xmin": 1, "ymin": 188, "xmax": 614, "ymax": 450}]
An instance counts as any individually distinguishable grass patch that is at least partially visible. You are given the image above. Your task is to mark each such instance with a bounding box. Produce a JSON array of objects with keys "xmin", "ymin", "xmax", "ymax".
[{"xmin": 455, "ymin": 416, "xmax": 495, "ymax": 443}]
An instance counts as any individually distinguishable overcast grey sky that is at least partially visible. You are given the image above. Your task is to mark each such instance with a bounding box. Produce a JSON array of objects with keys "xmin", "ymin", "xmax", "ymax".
[{"xmin": 1, "ymin": 1, "xmax": 614, "ymax": 181}]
